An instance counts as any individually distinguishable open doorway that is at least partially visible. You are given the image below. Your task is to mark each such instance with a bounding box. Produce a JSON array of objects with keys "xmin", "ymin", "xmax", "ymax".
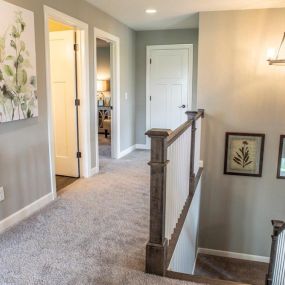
[
  {"xmin": 96, "ymin": 39, "xmax": 112, "ymax": 159},
  {"xmin": 48, "ymin": 19, "xmax": 80, "ymax": 191},
  {"xmin": 94, "ymin": 28, "xmax": 120, "ymax": 171},
  {"xmin": 44, "ymin": 6, "xmax": 91, "ymax": 198}
]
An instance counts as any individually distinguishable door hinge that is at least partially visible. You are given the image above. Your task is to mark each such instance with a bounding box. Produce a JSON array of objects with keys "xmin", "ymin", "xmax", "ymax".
[
  {"xmin": 77, "ymin": 152, "xmax": 82, "ymax": 159},
  {"xmin": 150, "ymin": 96, "xmax": 152, "ymax": 101},
  {"xmin": 75, "ymin": 99, "xmax": 80, "ymax": 106},
  {"xmin": 150, "ymin": 58, "xmax": 152, "ymax": 64},
  {"xmin": 74, "ymin": 43, "xmax": 79, "ymax": 52}
]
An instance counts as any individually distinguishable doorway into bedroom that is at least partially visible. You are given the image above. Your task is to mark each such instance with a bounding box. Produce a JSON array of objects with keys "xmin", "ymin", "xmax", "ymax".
[
  {"xmin": 96, "ymin": 38, "xmax": 112, "ymax": 160},
  {"xmin": 48, "ymin": 19, "xmax": 80, "ymax": 191}
]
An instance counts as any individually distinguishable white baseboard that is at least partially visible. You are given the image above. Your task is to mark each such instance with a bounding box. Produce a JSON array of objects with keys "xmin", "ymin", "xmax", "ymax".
[
  {"xmin": 198, "ymin": 248, "xmax": 269, "ymax": 263},
  {"xmin": 118, "ymin": 145, "xmax": 136, "ymax": 159},
  {"xmin": 90, "ymin": 166, "xmax": 99, "ymax": 177},
  {"xmin": 136, "ymin": 144, "xmax": 150, "ymax": 150},
  {"xmin": 0, "ymin": 193, "xmax": 54, "ymax": 234}
]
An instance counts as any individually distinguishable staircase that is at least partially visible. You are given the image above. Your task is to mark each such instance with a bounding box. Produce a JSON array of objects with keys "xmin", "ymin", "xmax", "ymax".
[
  {"xmin": 144, "ymin": 109, "xmax": 274, "ymax": 285},
  {"xmin": 266, "ymin": 220, "xmax": 285, "ymax": 285}
]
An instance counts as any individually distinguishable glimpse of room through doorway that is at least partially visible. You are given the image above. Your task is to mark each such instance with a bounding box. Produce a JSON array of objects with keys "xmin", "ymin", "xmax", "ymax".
[
  {"xmin": 48, "ymin": 19, "xmax": 80, "ymax": 191},
  {"xmin": 96, "ymin": 38, "xmax": 112, "ymax": 160}
]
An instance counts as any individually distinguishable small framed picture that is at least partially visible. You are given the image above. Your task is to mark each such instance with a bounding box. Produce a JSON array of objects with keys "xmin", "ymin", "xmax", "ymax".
[
  {"xmin": 277, "ymin": 135, "xmax": 285, "ymax": 179},
  {"xmin": 224, "ymin": 132, "xmax": 265, "ymax": 177},
  {"xmin": 98, "ymin": 99, "xmax": 104, "ymax": 107}
]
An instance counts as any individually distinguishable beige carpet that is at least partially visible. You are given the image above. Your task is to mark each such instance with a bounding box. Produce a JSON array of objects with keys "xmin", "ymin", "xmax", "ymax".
[
  {"xmin": 99, "ymin": 134, "xmax": 111, "ymax": 158},
  {"xmin": 0, "ymin": 151, "xmax": 199, "ymax": 285}
]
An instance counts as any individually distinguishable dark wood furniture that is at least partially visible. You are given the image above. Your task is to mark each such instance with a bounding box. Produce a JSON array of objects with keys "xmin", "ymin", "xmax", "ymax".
[{"xmin": 98, "ymin": 106, "xmax": 111, "ymax": 134}]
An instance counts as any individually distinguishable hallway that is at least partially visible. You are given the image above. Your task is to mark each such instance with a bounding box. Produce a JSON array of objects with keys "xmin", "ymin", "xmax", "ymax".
[{"xmin": 0, "ymin": 151, "xmax": 195, "ymax": 285}]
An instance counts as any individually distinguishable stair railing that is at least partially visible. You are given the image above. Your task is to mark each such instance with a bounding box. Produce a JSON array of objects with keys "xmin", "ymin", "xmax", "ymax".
[
  {"xmin": 145, "ymin": 109, "xmax": 204, "ymax": 276},
  {"xmin": 266, "ymin": 220, "xmax": 285, "ymax": 285}
]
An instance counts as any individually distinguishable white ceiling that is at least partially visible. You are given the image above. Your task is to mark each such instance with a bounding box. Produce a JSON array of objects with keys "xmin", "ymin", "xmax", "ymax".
[{"xmin": 86, "ymin": 0, "xmax": 285, "ymax": 30}]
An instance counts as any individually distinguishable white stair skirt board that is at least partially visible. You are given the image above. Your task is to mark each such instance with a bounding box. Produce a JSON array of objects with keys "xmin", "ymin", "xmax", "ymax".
[
  {"xmin": 198, "ymin": 248, "xmax": 270, "ymax": 263},
  {"xmin": 0, "ymin": 193, "xmax": 54, "ymax": 234},
  {"xmin": 136, "ymin": 144, "xmax": 150, "ymax": 150},
  {"xmin": 117, "ymin": 145, "xmax": 136, "ymax": 159},
  {"xmin": 192, "ymin": 251, "xmax": 199, "ymax": 275}
]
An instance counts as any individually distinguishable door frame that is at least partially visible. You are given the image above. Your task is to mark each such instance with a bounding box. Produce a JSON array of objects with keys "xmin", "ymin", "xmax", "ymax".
[
  {"xmin": 44, "ymin": 6, "xmax": 91, "ymax": 199},
  {"xmin": 146, "ymin": 44, "xmax": 194, "ymax": 148},
  {"xmin": 94, "ymin": 27, "xmax": 120, "ymax": 171}
]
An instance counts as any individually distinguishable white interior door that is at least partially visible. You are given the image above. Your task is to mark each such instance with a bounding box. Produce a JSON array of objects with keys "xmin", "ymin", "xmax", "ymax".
[
  {"xmin": 148, "ymin": 46, "xmax": 192, "ymax": 131},
  {"xmin": 50, "ymin": 30, "xmax": 79, "ymax": 177}
]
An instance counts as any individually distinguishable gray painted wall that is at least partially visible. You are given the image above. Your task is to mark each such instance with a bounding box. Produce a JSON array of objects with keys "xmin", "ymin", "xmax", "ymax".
[
  {"xmin": 0, "ymin": 0, "xmax": 136, "ymax": 221},
  {"xmin": 198, "ymin": 9, "xmax": 285, "ymax": 257},
  {"xmin": 97, "ymin": 46, "xmax": 111, "ymax": 80},
  {"xmin": 135, "ymin": 29, "xmax": 199, "ymax": 145}
]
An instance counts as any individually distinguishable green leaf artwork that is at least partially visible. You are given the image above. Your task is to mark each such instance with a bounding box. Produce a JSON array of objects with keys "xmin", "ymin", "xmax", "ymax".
[
  {"xmin": 0, "ymin": 1, "xmax": 38, "ymax": 123},
  {"xmin": 233, "ymin": 141, "xmax": 253, "ymax": 169}
]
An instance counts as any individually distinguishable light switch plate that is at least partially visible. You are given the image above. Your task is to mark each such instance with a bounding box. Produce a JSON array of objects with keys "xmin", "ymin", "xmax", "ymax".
[
  {"xmin": 125, "ymin": 92, "xmax": 128, "ymax": 100},
  {"xmin": 0, "ymin": 187, "xmax": 5, "ymax": 202}
]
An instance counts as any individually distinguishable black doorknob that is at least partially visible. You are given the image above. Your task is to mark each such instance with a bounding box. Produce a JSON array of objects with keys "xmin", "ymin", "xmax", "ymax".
[{"xmin": 179, "ymin": 105, "xmax": 186, "ymax": 109}]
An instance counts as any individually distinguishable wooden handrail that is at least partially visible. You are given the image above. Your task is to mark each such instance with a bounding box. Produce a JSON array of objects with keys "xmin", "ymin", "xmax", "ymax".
[
  {"xmin": 145, "ymin": 109, "xmax": 205, "ymax": 276},
  {"xmin": 167, "ymin": 120, "xmax": 193, "ymax": 147}
]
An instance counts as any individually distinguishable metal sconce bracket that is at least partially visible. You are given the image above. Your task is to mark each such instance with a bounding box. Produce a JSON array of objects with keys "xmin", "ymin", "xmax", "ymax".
[{"xmin": 268, "ymin": 32, "xmax": 285, "ymax": 65}]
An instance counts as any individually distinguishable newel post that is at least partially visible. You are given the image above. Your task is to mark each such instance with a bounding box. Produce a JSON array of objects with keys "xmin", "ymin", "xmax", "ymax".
[
  {"xmin": 266, "ymin": 220, "xmax": 284, "ymax": 285},
  {"xmin": 145, "ymin": 129, "xmax": 172, "ymax": 276},
  {"xmin": 186, "ymin": 111, "xmax": 198, "ymax": 193},
  {"xmin": 186, "ymin": 109, "xmax": 205, "ymax": 194}
]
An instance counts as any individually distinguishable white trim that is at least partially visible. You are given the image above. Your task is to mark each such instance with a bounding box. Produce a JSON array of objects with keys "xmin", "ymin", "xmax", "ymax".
[
  {"xmin": 146, "ymin": 44, "xmax": 194, "ymax": 148},
  {"xmin": 90, "ymin": 167, "xmax": 99, "ymax": 177},
  {"xmin": 198, "ymin": 248, "xmax": 270, "ymax": 263},
  {"xmin": 94, "ymin": 28, "xmax": 121, "ymax": 171},
  {"xmin": 136, "ymin": 144, "xmax": 150, "ymax": 150},
  {"xmin": 44, "ymin": 6, "xmax": 92, "ymax": 200},
  {"xmin": 192, "ymin": 251, "xmax": 198, "ymax": 275},
  {"xmin": 118, "ymin": 145, "xmax": 136, "ymax": 159},
  {"xmin": 0, "ymin": 193, "xmax": 53, "ymax": 234}
]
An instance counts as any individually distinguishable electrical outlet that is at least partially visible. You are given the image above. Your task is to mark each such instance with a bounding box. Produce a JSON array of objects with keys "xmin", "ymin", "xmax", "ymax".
[{"xmin": 0, "ymin": 187, "xmax": 5, "ymax": 202}]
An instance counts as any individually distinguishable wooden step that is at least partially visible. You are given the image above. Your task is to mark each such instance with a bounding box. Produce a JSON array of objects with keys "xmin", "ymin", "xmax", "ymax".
[{"xmin": 166, "ymin": 271, "xmax": 251, "ymax": 285}]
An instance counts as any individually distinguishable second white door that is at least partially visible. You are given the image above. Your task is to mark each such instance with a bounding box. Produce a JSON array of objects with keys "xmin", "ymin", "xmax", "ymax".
[
  {"xmin": 50, "ymin": 30, "xmax": 79, "ymax": 177},
  {"xmin": 148, "ymin": 45, "xmax": 193, "ymax": 131}
]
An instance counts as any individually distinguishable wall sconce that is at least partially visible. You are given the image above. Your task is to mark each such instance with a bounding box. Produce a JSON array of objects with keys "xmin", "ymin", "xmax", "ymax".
[{"xmin": 267, "ymin": 32, "xmax": 285, "ymax": 65}]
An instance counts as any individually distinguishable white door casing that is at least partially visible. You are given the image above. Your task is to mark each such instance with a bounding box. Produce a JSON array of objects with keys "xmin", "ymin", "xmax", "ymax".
[
  {"xmin": 44, "ymin": 6, "xmax": 91, "ymax": 200},
  {"xmin": 146, "ymin": 45, "xmax": 193, "ymax": 145},
  {"xmin": 94, "ymin": 27, "xmax": 120, "ymax": 170},
  {"xmin": 50, "ymin": 31, "xmax": 79, "ymax": 177}
]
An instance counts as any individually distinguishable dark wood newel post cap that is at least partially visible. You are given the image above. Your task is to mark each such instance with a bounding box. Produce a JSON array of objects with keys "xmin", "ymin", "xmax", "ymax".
[
  {"xmin": 198, "ymin": 108, "xmax": 205, "ymax": 118},
  {"xmin": 145, "ymin": 129, "xmax": 172, "ymax": 138},
  {"xmin": 186, "ymin": 109, "xmax": 205, "ymax": 120},
  {"xmin": 186, "ymin": 111, "xmax": 198, "ymax": 120}
]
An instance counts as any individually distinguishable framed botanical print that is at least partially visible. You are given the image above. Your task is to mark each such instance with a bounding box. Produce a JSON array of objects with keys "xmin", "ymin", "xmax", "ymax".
[
  {"xmin": 224, "ymin": 133, "xmax": 265, "ymax": 177},
  {"xmin": 0, "ymin": 0, "xmax": 38, "ymax": 123},
  {"xmin": 277, "ymin": 135, "xmax": 285, "ymax": 179}
]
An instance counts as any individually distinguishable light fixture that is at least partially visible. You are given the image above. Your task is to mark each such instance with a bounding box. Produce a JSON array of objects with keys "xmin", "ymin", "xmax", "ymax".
[
  {"xmin": 97, "ymin": 80, "xmax": 110, "ymax": 107},
  {"xmin": 97, "ymin": 80, "xmax": 110, "ymax": 92},
  {"xmin": 267, "ymin": 32, "xmax": 285, "ymax": 65},
  {"xmin": 145, "ymin": 9, "xmax": 157, "ymax": 14}
]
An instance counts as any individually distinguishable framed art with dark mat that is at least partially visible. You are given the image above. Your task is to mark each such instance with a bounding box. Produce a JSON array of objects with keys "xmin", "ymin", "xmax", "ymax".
[
  {"xmin": 277, "ymin": 135, "xmax": 285, "ymax": 179},
  {"xmin": 224, "ymin": 132, "xmax": 265, "ymax": 177}
]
